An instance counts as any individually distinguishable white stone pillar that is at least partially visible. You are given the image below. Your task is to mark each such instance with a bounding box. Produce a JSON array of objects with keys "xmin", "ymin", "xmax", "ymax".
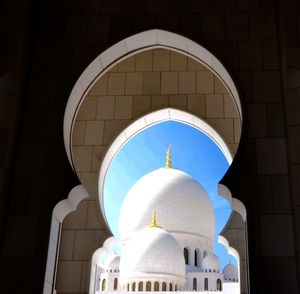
[{"xmin": 189, "ymin": 248, "xmax": 194, "ymax": 266}]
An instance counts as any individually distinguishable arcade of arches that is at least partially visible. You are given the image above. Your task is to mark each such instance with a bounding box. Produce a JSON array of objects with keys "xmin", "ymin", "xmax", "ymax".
[{"xmin": 55, "ymin": 47, "xmax": 246, "ymax": 293}]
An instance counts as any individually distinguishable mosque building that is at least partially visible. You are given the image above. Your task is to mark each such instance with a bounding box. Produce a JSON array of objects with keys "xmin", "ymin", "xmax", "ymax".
[{"xmin": 94, "ymin": 149, "xmax": 239, "ymax": 293}]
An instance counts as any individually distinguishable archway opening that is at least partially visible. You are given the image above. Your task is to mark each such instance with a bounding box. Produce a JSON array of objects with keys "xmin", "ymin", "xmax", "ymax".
[
  {"xmin": 103, "ymin": 119, "xmax": 233, "ymax": 257},
  {"xmin": 95, "ymin": 113, "xmax": 242, "ymax": 291},
  {"xmin": 45, "ymin": 30, "xmax": 248, "ymax": 294},
  {"xmin": 89, "ymin": 108, "xmax": 244, "ymax": 293}
]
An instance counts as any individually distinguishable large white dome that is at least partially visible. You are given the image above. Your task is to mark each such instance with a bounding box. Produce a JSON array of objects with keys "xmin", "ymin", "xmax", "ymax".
[
  {"xmin": 119, "ymin": 227, "xmax": 185, "ymax": 279},
  {"xmin": 119, "ymin": 167, "xmax": 215, "ymax": 240}
]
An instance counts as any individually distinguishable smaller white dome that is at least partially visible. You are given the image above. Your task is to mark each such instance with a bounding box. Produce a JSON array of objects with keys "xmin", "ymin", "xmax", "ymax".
[
  {"xmin": 202, "ymin": 253, "xmax": 220, "ymax": 272},
  {"xmin": 223, "ymin": 263, "xmax": 238, "ymax": 281},
  {"xmin": 104, "ymin": 254, "xmax": 120, "ymax": 270},
  {"xmin": 120, "ymin": 226, "xmax": 185, "ymax": 279}
]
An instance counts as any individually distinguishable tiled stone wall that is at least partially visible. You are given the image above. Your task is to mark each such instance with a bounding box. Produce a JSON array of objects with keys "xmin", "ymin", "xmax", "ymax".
[
  {"xmin": 72, "ymin": 48, "xmax": 240, "ymax": 196},
  {"xmin": 1, "ymin": 1, "xmax": 300, "ymax": 294},
  {"xmin": 280, "ymin": 3, "xmax": 300, "ymax": 294},
  {"xmin": 56, "ymin": 200, "xmax": 109, "ymax": 293}
]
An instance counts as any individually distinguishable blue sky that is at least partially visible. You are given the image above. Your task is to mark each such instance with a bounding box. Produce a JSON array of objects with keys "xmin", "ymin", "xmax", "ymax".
[{"xmin": 103, "ymin": 120, "xmax": 237, "ymax": 269}]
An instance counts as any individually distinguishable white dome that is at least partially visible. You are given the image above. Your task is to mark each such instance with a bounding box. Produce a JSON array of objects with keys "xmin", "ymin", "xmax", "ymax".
[
  {"xmin": 119, "ymin": 227, "xmax": 185, "ymax": 279},
  {"xmin": 202, "ymin": 253, "xmax": 220, "ymax": 272},
  {"xmin": 119, "ymin": 168, "xmax": 215, "ymax": 240},
  {"xmin": 223, "ymin": 263, "xmax": 238, "ymax": 281},
  {"xmin": 104, "ymin": 254, "xmax": 120, "ymax": 269}
]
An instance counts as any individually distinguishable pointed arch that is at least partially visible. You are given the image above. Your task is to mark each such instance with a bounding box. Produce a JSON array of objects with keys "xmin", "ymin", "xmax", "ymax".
[
  {"xmin": 63, "ymin": 29, "xmax": 242, "ymax": 172},
  {"xmin": 44, "ymin": 29, "xmax": 246, "ymax": 294}
]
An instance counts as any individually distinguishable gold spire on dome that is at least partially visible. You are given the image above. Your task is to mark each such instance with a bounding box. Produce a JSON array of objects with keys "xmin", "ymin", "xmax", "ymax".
[
  {"xmin": 165, "ymin": 145, "xmax": 172, "ymax": 168},
  {"xmin": 149, "ymin": 210, "xmax": 161, "ymax": 228}
]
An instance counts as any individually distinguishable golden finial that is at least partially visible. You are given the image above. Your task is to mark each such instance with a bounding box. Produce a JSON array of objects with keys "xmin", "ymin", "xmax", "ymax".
[
  {"xmin": 165, "ymin": 145, "xmax": 172, "ymax": 168},
  {"xmin": 149, "ymin": 210, "xmax": 161, "ymax": 228}
]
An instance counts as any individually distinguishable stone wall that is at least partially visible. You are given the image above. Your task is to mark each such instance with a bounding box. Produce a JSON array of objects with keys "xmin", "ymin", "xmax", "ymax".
[
  {"xmin": 72, "ymin": 48, "xmax": 240, "ymax": 197},
  {"xmin": 0, "ymin": 1, "xmax": 299, "ymax": 294}
]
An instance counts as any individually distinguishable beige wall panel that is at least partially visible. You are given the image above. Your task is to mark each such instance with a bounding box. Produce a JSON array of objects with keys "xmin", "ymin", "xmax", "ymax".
[
  {"xmin": 63, "ymin": 201, "xmax": 88, "ymax": 230},
  {"xmin": 73, "ymin": 146, "xmax": 93, "ymax": 172},
  {"xmin": 179, "ymin": 71, "xmax": 196, "ymax": 94},
  {"xmin": 135, "ymin": 51, "xmax": 152, "ymax": 71},
  {"xmin": 132, "ymin": 95, "xmax": 151, "ymax": 118},
  {"xmin": 56, "ymin": 261, "xmax": 82, "ymax": 292},
  {"xmin": 170, "ymin": 51, "xmax": 187, "ymax": 71},
  {"xmin": 214, "ymin": 76, "xmax": 228, "ymax": 94},
  {"xmin": 197, "ymin": 71, "xmax": 214, "ymax": 93},
  {"xmin": 206, "ymin": 94, "xmax": 224, "ymax": 118},
  {"xmin": 151, "ymin": 95, "xmax": 169, "ymax": 110},
  {"xmin": 114, "ymin": 96, "xmax": 133, "ymax": 119},
  {"xmin": 77, "ymin": 96, "xmax": 97, "ymax": 120},
  {"xmin": 96, "ymin": 96, "xmax": 115, "ymax": 120},
  {"xmin": 59, "ymin": 230, "xmax": 75, "ymax": 260},
  {"xmin": 143, "ymin": 72, "xmax": 161, "ymax": 94},
  {"xmin": 107, "ymin": 73, "xmax": 125, "ymax": 95},
  {"xmin": 188, "ymin": 58, "xmax": 205, "ymax": 71},
  {"xmin": 73, "ymin": 121, "xmax": 86, "ymax": 146},
  {"xmin": 188, "ymin": 94, "xmax": 206, "ymax": 117},
  {"xmin": 125, "ymin": 73, "xmax": 143, "ymax": 95},
  {"xmin": 161, "ymin": 72, "xmax": 178, "ymax": 94},
  {"xmin": 153, "ymin": 49, "xmax": 170, "ymax": 71},
  {"xmin": 85, "ymin": 121, "xmax": 104, "ymax": 146},
  {"xmin": 89, "ymin": 74, "xmax": 108, "ymax": 96},
  {"xmin": 118, "ymin": 56, "xmax": 135, "ymax": 72},
  {"xmin": 169, "ymin": 95, "xmax": 188, "ymax": 110}
]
